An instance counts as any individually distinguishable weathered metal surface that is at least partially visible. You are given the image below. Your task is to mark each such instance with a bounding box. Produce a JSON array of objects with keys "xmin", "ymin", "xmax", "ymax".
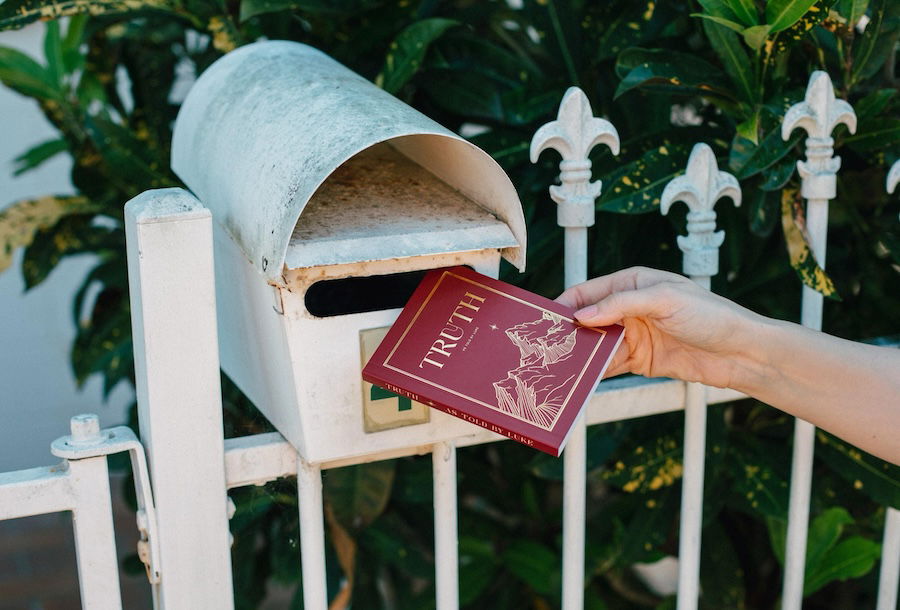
[
  {"xmin": 125, "ymin": 189, "xmax": 234, "ymax": 608},
  {"xmin": 172, "ymin": 40, "xmax": 526, "ymax": 282},
  {"xmin": 286, "ymin": 144, "xmax": 516, "ymax": 269},
  {"xmin": 215, "ymin": 207, "xmax": 506, "ymax": 462},
  {"xmin": 780, "ymin": 71, "xmax": 856, "ymax": 610}
]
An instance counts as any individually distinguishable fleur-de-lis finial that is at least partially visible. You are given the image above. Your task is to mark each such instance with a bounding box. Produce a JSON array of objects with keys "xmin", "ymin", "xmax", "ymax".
[
  {"xmin": 782, "ymin": 71, "xmax": 857, "ymax": 200},
  {"xmin": 888, "ymin": 159, "xmax": 900, "ymax": 195},
  {"xmin": 530, "ymin": 87, "xmax": 620, "ymax": 227},
  {"xmin": 661, "ymin": 143, "xmax": 741, "ymax": 280}
]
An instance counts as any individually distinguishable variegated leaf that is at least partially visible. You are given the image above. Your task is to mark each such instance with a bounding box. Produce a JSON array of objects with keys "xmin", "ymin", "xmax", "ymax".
[
  {"xmin": 0, "ymin": 195, "xmax": 99, "ymax": 274},
  {"xmin": 780, "ymin": 188, "xmax": 840, "ymax": 299},
  {"xmin": 0, "ymin": 0, "xmax": 181, "ymax": 30}
]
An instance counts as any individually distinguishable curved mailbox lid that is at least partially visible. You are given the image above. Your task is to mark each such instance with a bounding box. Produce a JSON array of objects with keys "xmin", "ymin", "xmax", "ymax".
[{"xmin": 171, "ymin": 40, "xmax": 526, "ymax": 285}]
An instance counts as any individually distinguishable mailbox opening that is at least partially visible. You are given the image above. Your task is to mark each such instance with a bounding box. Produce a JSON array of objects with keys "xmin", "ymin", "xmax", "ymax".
[{"xmin": 304, "ymin": 270, "xmax": 428, "ymax": 317}]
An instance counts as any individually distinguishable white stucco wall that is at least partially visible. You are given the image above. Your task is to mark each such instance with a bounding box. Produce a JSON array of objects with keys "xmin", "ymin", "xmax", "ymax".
[{"xmin": 0, "ymin": 25, "xmax": 133, "ymax": 471}]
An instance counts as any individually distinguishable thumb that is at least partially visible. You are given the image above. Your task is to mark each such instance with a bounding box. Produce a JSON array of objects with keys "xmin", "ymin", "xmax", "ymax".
[{"xmin": 574, "ymin": 285, "xmax": 669, "ymax": 327}]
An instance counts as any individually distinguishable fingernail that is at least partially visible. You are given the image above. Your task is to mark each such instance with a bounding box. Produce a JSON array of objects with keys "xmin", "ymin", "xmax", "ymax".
[{"xmin": 574, "ymin": 305, "xmax": 597, "ymax": 320}]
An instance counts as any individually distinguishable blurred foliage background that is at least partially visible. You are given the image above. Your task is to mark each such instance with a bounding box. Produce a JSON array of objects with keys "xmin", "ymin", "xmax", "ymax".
[{"xmin": 1, "ymin": 0, "xmax": 898, "ymax": 608}]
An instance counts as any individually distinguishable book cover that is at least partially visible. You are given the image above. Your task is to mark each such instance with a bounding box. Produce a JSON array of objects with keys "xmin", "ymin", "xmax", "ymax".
[{"xmin": 362, "ymin": 266, "xmax": 625, "ymax": 456}]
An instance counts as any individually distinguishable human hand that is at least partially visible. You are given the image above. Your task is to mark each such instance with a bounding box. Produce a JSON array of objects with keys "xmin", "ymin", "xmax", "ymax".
[{"xmin": 557, "ymin": 267, "xmax": 766, "ymax": 389}]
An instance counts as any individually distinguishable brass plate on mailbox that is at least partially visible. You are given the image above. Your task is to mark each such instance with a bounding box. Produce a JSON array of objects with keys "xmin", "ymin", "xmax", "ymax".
[{"xmin": 360, "ymin": 327, "xmax": 430, "ymax": 433}]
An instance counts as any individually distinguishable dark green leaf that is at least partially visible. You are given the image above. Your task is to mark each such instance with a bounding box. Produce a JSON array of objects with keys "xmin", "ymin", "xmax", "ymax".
[
  {"xmin": 843, "ymin": 119, "xmax": 900, "ymax": 154},
  {"xmin": 766, "ymin": 516, "xmax": 787, "ymax": 564},
  {"xmin": 530, "ymin": 422, "xmax": 626, "ymax": 480},
  {"xmin": 804, "ymin": 536, "xmax": 881, "ymax": 595},
  {"xmin": 854, "ymin": 88, "xmax": 896, "ymax": 120},
  {"xmin": 468, "ymin": 130, "xmax": 530, "ymax": 167},
  {"xmin": 43, "ymin": 21, "xmax": 63, "ymax": 87},
  {"xmin": 614, "ymin": 47, "xmax": 734, "ymax": 100},
  {"xmin": 766, "ymin": 0, "xmax": 820, "ymax": 33},
  {"xmin": 61, "ymin": 14, "xmax": 87, "ymax": 72},
  {"xmin": 603, "ymin": 431, "xmax": 682, "ymax": 493},
  {"xmin": 324, "ymin": 461, "xmax": 396, "ymax": 531},
  {"xmin": 816, "ymin": 431, "xmax": 900, "ymax": 507},
  {"xmin": 239, "ymin": 0, "xmax": 380, "ymax": 19},
  {"xmin": 838, "ymin": 0, "xmax": 870, "ymax": 24},
  {"xmin": 702, "ymin": 19, "xmax": 756, "ymax": 105},
  {"xmin": 726, "ymin": 0, "xmax": 759, "ymax": 25},
  {"xmin": 729, "ymin": 128, "xmax": 801, "ymax": 180},
  {"xmin": 760, "ymin": 157, "xmax": 796, "ymax": 191},
  {"xmin": 747, "ymin": 183, "xmax": 782, "ymax": 237},
  {"xmin": 458, "ymin": 536, "xmax": 497, "ymax": 605},
  {"xmin": 376, "ymin": 18, "xmax": 458, "ymax": 94},
  {"xmin": 599, "ymin": 142, "xmax": 691, "ymax": 214},
  {"xmin": 502, "ymin": 540, "xmax": 559, "ymax": 595},
  {"xmin": 729, "ymin": 439, "xmax": 790, "ymax": 518},
  {"xmin": 850, "ymin": 0, "xmax": 898, "ymax": 86},
  {"xmin": 697, "ymin": 0, "xmax": 742, "ymax": 23},
  {"xmin": 84, "ymin": 115, "xmax": 173, "ymax": 194},
  {"xmin": 617, "ymin": 486, "xmax": 678, "ymax": 564},
  {"xmin": 12, "ymin": 138, "xmax": 68, "ymax": 176},
  {"xmin": 692, "ymin": 13, "xmax": 747, "ymax": 33},
  {"xmin": 0, "ymin": 46, "xmax": 58, "ymax": 99},
  {"xmin": 700, "ymin": 521, "xmax": 746, "ymax": 608},
  {"xmin": 593, "ymin": 0, "xmax": 672, "ymax": 61},
  {"xmin": 22, "ymin": 218, "xmax": 118, "ymax": 288}
]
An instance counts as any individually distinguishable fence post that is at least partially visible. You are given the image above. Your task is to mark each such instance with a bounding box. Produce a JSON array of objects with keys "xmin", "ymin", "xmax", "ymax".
[
  {"xmin": 433, "ymin": 441, "xmax": 459, "ymax": 610},
  {"xmin": 58, "ymin": 414, "xmax": 124, "ymax": 610},
  {"xmin": 661, "ymin": 143, "xmax": 740, "ymax": 609},
  {"xmin": 878, "ymin": 161, "xmax": 900, "ymax": 610},
  {"xmin": 531, "ymin": 87, "xmax": 620, "ymax": 609},
  {"xmin": 780, "ymin": 71, "xmax": 857, "ymax": 610},
  {"xmin": 125, "ymin": 188, "xmax": 234, "ymax": 609}
]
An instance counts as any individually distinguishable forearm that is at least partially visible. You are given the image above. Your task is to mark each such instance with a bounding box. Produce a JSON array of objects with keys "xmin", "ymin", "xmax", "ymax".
[{"xmin": 734, "ymin": 318, "xmax": 900, "ymax": 464}]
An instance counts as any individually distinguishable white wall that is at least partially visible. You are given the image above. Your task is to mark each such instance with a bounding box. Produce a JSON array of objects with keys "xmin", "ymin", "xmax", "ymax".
[{"xmin": 0, "ymin": 25, "xmax": 133, "ymax": 471}]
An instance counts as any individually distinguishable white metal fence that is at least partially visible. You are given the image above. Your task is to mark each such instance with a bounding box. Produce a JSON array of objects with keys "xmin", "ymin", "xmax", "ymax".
[{"xmin": 1, "ymin": 72, "xmax": 899, "ymax": 610}]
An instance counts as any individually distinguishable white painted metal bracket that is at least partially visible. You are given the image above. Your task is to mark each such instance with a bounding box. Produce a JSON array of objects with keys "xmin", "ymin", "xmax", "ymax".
[{"xmin": 51, "ymin": 414, "xmax": 162, "ymax": 585}]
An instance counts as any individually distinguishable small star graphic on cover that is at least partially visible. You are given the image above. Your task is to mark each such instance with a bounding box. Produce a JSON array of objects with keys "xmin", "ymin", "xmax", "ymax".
[{"xmin": 489, "ymin": 324, "xmax": 498, "ymax": 330}]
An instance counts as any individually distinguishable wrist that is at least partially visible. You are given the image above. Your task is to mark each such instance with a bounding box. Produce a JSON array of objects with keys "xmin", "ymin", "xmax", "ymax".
[{"xmin": 725, "ymin": 313, "xmax": 786, "ymax": 396}]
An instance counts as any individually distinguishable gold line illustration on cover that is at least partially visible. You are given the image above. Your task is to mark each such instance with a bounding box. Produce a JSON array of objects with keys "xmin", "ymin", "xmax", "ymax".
[{"xmin": 493, "ymin": 311, "xmax": 578, "ymax": 428}]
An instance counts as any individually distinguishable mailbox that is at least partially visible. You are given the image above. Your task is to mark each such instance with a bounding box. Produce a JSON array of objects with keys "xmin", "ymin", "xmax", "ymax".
[{"xmin": 171, "ymin": 41, "xmax": 527, "ymax": 463}]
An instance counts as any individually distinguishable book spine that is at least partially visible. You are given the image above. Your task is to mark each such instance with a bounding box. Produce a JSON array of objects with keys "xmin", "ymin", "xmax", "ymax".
[{"xmin": 362, "ymin": 372, "xmax": 559, "ymax": 457}]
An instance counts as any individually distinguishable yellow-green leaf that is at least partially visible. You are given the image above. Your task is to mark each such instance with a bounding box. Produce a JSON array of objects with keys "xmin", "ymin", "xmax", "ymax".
[
  {"xmin": 780, "ymin": 188, "xmax": 840, "ymax": 299},
  {"xmin": 0, "ymin": 195, "xmax": 98, "ymax": 274}
]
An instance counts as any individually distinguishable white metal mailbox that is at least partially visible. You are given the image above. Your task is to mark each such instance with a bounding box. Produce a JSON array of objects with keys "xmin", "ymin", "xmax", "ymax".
[{"xmin": 171, "ymin": 40, "xmax": 527, "ymax": 463}]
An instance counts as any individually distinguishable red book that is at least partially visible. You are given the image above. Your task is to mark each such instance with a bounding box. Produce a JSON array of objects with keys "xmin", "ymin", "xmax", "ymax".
[{"xmin": 362, "ymin": 266, "xmax": 625, "ymax": 456}]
